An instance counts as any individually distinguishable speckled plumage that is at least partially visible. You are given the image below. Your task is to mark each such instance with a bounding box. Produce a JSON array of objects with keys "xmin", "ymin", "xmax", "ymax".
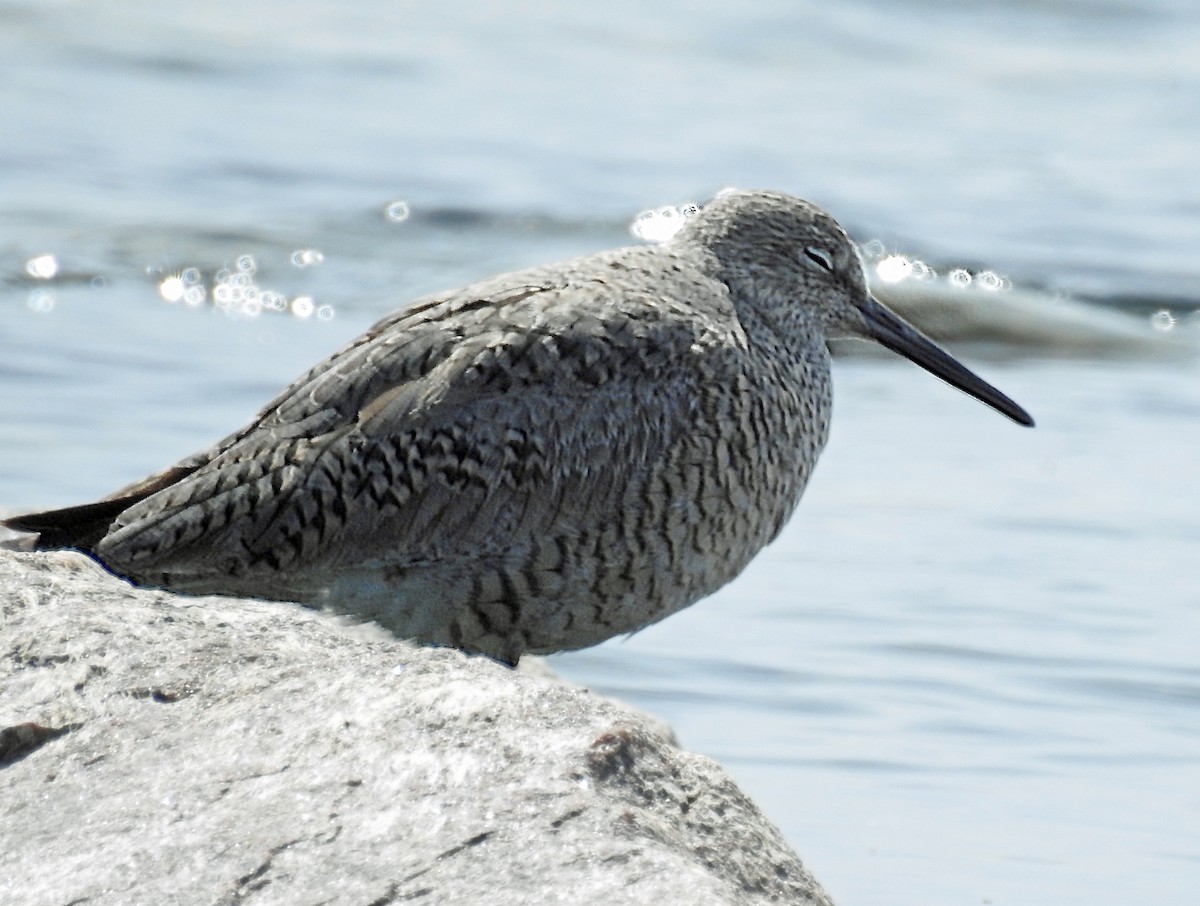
[{"xmin": 5, "ymin": 191, "xmax": 1032, "ymax": 663}]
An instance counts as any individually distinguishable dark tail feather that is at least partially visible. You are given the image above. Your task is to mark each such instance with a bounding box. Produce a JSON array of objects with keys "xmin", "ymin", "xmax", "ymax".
[
  {"xmin": 4, "ymin": 464, "xmax": 200, "ymax": 552},
  {"xmin": 3, "ymin": 496, "xmax": 144, "ymax": 551}
]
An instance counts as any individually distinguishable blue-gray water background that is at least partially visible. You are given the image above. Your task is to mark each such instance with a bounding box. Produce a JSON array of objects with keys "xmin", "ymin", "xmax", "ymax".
[{"xmin": 2, "ymin": 2, "xmax": 1197, "ymax": 904}]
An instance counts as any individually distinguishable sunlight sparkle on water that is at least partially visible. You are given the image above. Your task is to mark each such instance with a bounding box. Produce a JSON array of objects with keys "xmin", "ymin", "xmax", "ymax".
[
  {"xmin": 155, "ymin": 253, "xmax": 329, "ymax": 319},
  {"xmin": 159, "ymin": 275, "xmax": 187, "ymax": 303},
  {"xmin": 866, "ymin": 248, "xmax": 938, "ymax": 285},
  {"xmin": 385, "ymin": 200, "xmax": 411, "ymax": 223},
  {"xmin": 875, "ymin": 255, "xmax": 914, "ymax": 283},
  {"xmin": 26, "ymin": 290, "xmax": 55, "ymax": 313},
  {"xmin": 975, "ymin": 270, "xmax": 1006, "ymax": 291},
  {"xmin": 630, "ymin": 203, "xmax": 699, "ymax": 242},
  {"xmin": 159, "ymin": 269, "xmax": 206, "ymax": 306},
  {"xmin": 861, "ymin": 243, "xmax": 1013, "ymax": 293},
  {"xmin": 1151, "ymin": 309, "xmax": 1176, "ymax": 331},
  {"xmin": 25, "ymin": 254, "xmax": 59, "ymax": 280},
  {"xmin": 948, "ymin": 268, "xmax": 973, "ymax": 288},
  {"xmin": 291, "ymin": 248, "xmax": 324, "ymax": 267}
]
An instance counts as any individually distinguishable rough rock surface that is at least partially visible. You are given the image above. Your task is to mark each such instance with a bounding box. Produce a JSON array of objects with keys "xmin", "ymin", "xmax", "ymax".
[{"xmin": 0, "ymin": 548, "xmax": 833, "ymax": 906}]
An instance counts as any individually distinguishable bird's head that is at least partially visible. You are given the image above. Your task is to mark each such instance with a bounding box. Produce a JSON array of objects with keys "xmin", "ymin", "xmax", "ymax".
[{"xmin": 675, "ymin": 189, "xmax": 1034, "ymax": 427}]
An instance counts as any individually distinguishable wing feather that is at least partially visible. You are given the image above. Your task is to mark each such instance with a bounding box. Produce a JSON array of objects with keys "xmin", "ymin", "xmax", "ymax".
[{"xmin": 94, "ymin": 267, "xmax": 735, "ymax": 583}]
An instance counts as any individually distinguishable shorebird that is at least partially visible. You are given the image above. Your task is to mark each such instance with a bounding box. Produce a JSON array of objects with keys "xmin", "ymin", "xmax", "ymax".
[{"xmin": 5, "ymin": 190, "xmax": 1033, "ymax": 663}]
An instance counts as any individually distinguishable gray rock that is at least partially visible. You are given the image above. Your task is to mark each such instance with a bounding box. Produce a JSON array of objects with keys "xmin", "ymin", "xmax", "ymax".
[{"xmin": 0, "ymin": 549, "xmax": 833, "ymax": 906}]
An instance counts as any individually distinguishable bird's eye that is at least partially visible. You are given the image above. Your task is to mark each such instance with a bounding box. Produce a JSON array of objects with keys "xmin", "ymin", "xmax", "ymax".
[{"xmin": 803, "ymin": 246, "xmax": 834, "ymax": 272}]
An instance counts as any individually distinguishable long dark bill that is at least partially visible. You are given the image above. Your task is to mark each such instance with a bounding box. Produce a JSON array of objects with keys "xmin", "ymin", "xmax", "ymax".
[{"xmin": 858, "ymin": 295, "xmax": 1035, "ymax": 427}]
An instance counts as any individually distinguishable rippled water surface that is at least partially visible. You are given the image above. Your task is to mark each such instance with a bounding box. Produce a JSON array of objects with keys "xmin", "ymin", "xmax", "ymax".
[{"xmin": 3, "ymin": 2, "xmax": 1198, "ymax": 904}]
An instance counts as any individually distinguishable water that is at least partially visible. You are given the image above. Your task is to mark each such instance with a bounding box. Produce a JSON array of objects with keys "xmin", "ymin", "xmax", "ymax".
[{"xmin": 3, "ymin": 2, "xmax": 1198, "ymax": 904}]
